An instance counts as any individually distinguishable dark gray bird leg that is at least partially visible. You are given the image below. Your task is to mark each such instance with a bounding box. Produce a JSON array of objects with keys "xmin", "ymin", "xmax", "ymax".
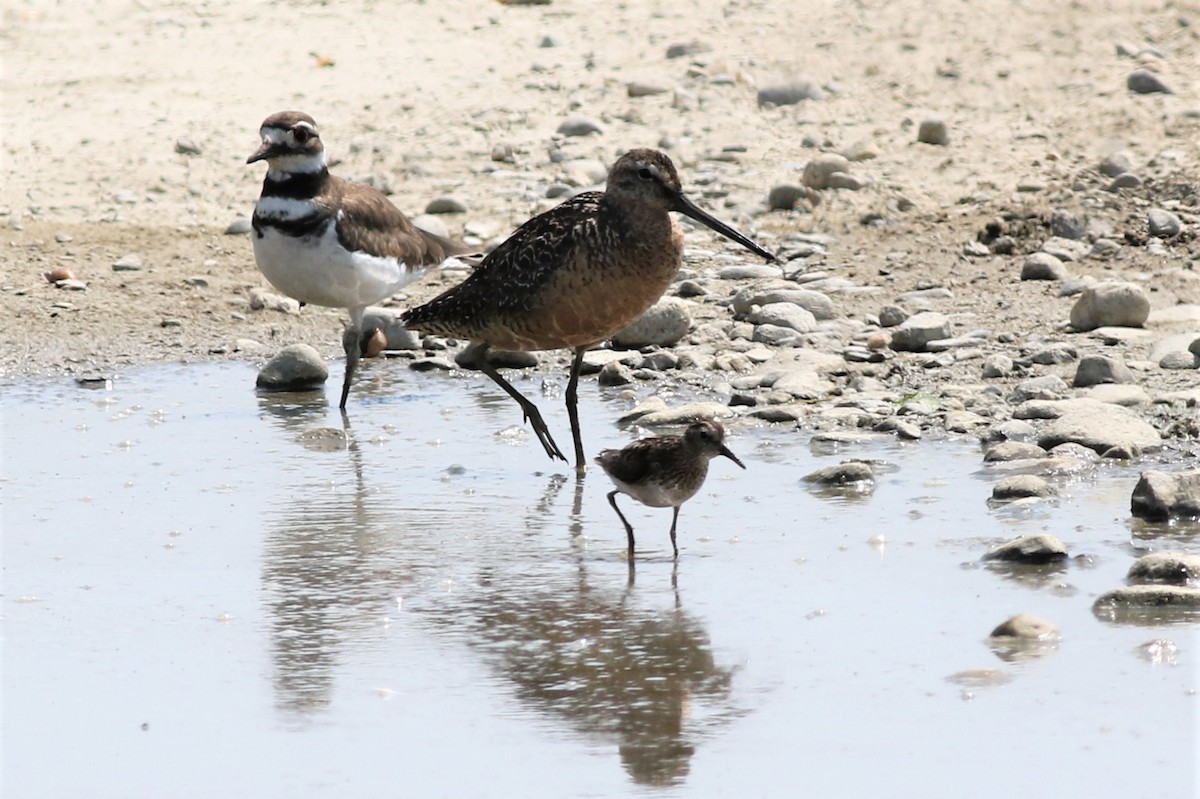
[
  {"xmin": 565, "ymin": 346, "xmax": 587, "ymax": 473},
  {"xmin": 476, "ymin": 344, "xmax": 567, "ymax": 462},
  {"xmin": 339, "ymin": 319, "xmax": 361, "ymax": 410},
  {"xmin": 607, "ymin": 490, "xmax": 636, "ymax": 557},
  {"xmin": 668, "ymin": 506, "xmax": 681, "ymax": 558}
]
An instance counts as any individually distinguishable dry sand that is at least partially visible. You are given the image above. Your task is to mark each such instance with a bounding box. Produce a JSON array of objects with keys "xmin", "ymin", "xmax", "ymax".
[{"xmin": 3, "ymin": 0, "xmax": 1199, "ymax": 392}]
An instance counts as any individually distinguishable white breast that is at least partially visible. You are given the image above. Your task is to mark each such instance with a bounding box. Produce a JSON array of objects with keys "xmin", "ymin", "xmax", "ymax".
[
  {"xmin": 251, "ymin": 218, "xmax": 431, "ymax": 310},
  {"xmin": 608, "ymin": 476, "xmax": 691, "ymax": 508}
]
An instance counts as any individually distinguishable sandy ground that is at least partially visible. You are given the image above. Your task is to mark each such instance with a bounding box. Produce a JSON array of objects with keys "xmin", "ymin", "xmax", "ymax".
[{"xmin": 3, "ymin": 0, "xmax": 1199, "ymax": 388}]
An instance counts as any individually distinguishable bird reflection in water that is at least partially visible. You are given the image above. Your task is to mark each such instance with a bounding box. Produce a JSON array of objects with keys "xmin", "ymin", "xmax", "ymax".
[
  {"xmin": 436, "ymin": 475, "xmax": 737, "ymax": 787},
  {"xmin": 255, "ymin": 392, "xmax": 407, "ymax": 721}
]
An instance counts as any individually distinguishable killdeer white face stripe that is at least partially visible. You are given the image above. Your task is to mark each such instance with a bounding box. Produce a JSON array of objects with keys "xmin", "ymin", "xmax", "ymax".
[{"xmin": 247, "ymin": 110, "xmax": 475, "ymax": 410}]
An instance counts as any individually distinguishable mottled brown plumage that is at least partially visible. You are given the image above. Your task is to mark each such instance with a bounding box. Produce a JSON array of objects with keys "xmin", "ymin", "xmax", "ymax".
[
  {"xmin": 595, "ymin": 420, "xmax": 746, "ymax": 558},
  {"xmin": 402, "ymin": 148, "xmax": 774, "ymax": 469}
]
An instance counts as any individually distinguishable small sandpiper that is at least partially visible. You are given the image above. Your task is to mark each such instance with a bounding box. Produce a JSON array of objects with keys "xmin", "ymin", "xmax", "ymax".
[
  {"xmin": 247, "ymin": 110, "xmax": 473, "ymax": 410},
  {"xmin": 595, "ymin": 420, "xmax": 746, "ymax": 559},
  {"xmin": 402, "ymin": 148, "xmax": 774, "ymax": 471}
]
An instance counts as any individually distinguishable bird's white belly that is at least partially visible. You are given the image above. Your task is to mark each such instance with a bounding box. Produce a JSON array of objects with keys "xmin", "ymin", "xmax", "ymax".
[
  {"xmin": 611, "ymin": 478, "xmax": 684, "ymax": 508},
  {"xmin": 251, "ymin": 223, "xmax": 426, "ymax": 309}
]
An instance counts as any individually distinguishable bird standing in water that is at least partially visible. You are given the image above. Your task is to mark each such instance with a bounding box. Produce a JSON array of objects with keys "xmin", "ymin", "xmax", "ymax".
[
  {"xmin": 247, "ymin": 111, "xmax": 473, "ymax": 409},
  {"xmin": 595, "ymin": 420, "xmax": 746, "ymax": 559},
  {"xmin": 402, "ymin": 148, "xmax": 774, "ymax": 470}
]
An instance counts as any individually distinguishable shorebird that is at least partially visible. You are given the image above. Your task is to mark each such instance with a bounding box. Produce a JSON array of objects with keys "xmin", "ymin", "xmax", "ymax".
[
  {"xmin": 247, "ymin": 110, "xmax": 473, "ymax": 409},
  {"xmin": 595, "ymin": 420, "xmax": 745, "ymax": 558},
  {"xmin": 402, "ymin": 148, "xmax": 774, "ymax": 470}
]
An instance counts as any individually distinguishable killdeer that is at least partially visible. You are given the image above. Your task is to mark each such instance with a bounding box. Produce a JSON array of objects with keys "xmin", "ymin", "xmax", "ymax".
[
  {"xmin": 595, "ymin": 420, "xmax": 746, "ymax": 559},
  {"xmin": 402, "ymin": 148, "xmax": 775, "ymax": 471},
  {"xmin": 247, "ymin": 110, "xmax": 473, "ymax": 409}
]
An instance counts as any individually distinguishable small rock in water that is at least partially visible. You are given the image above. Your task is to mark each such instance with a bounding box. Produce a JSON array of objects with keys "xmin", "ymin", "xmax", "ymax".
[
  {"xmin": 1073, "ymin": 354, "xmax": 1134, "ymax": 387},
  {"xmin": 556, "ymin": 117, "xmax": 604, "ymax": 137},
  {"xmin": 1127, "ymin": 552, "xmax": 1200, "ymax": 586},
  {"xmin": 597, "ymin": 361, "xmax": 633, "ymax": 386},
  {"xmin": 256, "ymin": 344, "xmax": 329, "ymax": 391},
  {"xmin": 983, "ymin": 534, "xmax": 1069, "ymax": 564},
  {"xmin": 1069, "ymin": 282, "xmax": 1150, "ymax": 330},
  {"xmin": 874, "ymin": 418, "xmax": 921, "ymax": 440},
  {"xmin": 983, "ymin": 441, "xmax": 1048, "ymax": 462},
  {"xmin": 757, "ymin": 80, "xmax": 825, "ymax": 106},
  {"xmin": 991, "ymin": 475, "xmax": 1056, "ymax": 500},
  {"xmin": 1130, "ymin": 469, "xmax": 1200, "ymax": 520},
  {"xmin": 916, "ymin": 117, "xmax": 950, "ymax": 146},
  {"xmin": 1126, "ymin": 68, "xmax": 1173, "ymax": 94},
  {"xmin": 611, "ymin": 298, "xmax": 691, "ymax": 348},
  {"xmin": 989, "ymin": 614, "xmax": 1059, "ymax": 640},
  {"xmin": 1093, "ymin": 586, "xmax": 1200, "ymax": 623},
  {"xmin": 802, "ymin": 460, "xmax": 876, "ymax": 487}
]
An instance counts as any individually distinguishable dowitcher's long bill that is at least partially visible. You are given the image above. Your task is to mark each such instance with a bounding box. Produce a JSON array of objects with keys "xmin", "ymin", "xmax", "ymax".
[
  {"xmin": 671, "ymin": 192, "xmax": 775, "ymax": 262},
  {"xmin": 247, "ymin": 110, "xmax": 473, "ymax": 410},
  {"xmin": 595, "ymin": 420, "xmax": 745, "ymax": 559},
  {"xmin": 402, "ymin": 148, "xmax": 774, "ymax": 470}
]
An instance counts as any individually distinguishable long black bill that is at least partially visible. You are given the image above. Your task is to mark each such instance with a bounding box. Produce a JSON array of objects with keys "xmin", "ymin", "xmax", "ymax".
[
  {"xmin": 718, "ymin": 444, "xmax": 747, "ymax": 470},
  {"xmin": 673, "ymin": 192, "xmax": 776, "ymax": 262}
]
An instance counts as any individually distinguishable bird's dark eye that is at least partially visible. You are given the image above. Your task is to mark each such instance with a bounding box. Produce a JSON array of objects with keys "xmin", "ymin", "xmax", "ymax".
[
  {"xmin": 637, "ymin": 167, "xmax": 653, "ymax": 180},
  {"xmin": 293, "ymin": 127, "xmax": 311, "ymax": 144}
]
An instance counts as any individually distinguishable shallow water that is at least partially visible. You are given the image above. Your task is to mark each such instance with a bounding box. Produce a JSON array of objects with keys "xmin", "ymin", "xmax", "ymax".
[{"xmin": 3, "ymin": 361, "xmax": 1197, "ymax": 797}]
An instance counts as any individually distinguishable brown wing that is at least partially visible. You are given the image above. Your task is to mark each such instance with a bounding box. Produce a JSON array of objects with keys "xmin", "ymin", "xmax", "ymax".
[
  {"xmin": 595, "ymin": 437, "xmax": 672, "ymax": 484},
  {"xmin": 329, "ymin": 177, "xmax": 474, "ymax": 265},
  {"xmin": 402, "ymin": 192, "xmax": 606, "ymax": 332}
]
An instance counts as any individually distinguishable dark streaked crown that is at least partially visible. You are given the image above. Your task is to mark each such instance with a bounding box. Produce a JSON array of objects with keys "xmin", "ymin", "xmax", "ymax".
[{"xmin": 604, "ymin": 148, "xmax": 683, "ymax": 206}]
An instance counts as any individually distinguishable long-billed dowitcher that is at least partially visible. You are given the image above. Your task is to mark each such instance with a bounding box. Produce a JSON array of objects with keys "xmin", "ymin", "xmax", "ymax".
[
  {"xmin": 595, "ymin": 420, "xmax": 745, "ymax": 558},
  {"xmin": 401, "ymin": 148, "xmax": 774, "ymax": 469},
  {"xmin": 247, "ymin": 111, "xmax": 473, "ymax": 410}
]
